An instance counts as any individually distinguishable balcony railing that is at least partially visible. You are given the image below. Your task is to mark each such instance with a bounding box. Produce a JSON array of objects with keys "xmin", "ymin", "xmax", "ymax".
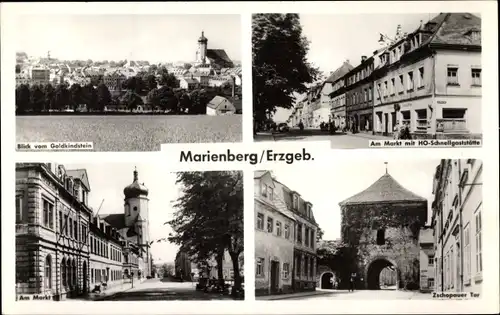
[{"xmin": 436, "ymin": 119, "xmax": 467, "ymax": 132}]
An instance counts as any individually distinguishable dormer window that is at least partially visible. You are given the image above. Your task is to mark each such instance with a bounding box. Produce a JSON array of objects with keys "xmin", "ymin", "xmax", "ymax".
[
  {"xmin": 260, "ymin": 182, "xmax": 268, "ymax": 197},
  {"xmin": 292, "ymin": 194, "xmax": 299, "ymax": 210}
]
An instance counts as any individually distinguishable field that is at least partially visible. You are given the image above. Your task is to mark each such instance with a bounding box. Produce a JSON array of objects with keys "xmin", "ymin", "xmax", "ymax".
[{"xmin": 16, "ymin": 115, "xmax": 242, "ymax": 151}]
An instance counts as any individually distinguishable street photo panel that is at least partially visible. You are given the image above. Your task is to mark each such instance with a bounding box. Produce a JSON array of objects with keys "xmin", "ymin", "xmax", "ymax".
[
  {"xmin": 15, "ymin": 163, "xmax": 244, "ymax": 301},
  {"xmin": 252, "ymin": 13, "xmax": 482, "ymax": 149},
  {"xmin": 15, "ymin": 14, "xmax": 242, "ymax": 152},
  {"xmin": 254, "ymin": 159, "xmax": 483, "ymax": 300}
]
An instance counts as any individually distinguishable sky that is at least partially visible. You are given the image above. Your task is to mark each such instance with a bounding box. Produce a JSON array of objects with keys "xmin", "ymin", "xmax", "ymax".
[
  {"xmin": 271, "ymin": 159, "xmax": 440, "ymax": 241},
  {"xmin": 16, "ymin": 14, "xmax": 241, "ymax": 63},
  {"xmin": 272, "ymin": 13, "xmax": 443, "ymax": 123},
  {"xmin": 65, "ymin": 163, "xmax": 182, "ymax": 265}
]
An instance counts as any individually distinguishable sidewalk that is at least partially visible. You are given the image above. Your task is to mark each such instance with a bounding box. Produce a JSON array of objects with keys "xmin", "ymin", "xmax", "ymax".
[
  {"xmin": 347, "ymin": 132, "xmax": 390, "ymax": 140},
  {"xmin": 87, "ymin": 279, "xmax": 147, "ymax": 301},
  {"xmin": 257, "ymin": 289, "xmax": 335, "ymax": 300}
]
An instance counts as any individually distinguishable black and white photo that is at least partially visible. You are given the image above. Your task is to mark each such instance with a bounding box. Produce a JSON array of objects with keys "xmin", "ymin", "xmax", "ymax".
[
  {"xmin": 15, "ymin": 14, "xmax": 242, "ymax": 151},
  {"xmin": 15, "ymin": 163, "xmax": 244, "ymax": 301},
  {"xmin": 252, "ymin": 13, "xmax": 482, "ymax": 148},
  {"xmin": 253, "ymin": 159, "xmax": 483, "ymax": 300}
]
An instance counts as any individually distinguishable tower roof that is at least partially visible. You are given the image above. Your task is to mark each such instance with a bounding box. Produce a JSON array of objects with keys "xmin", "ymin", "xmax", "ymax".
[
  {"xmin": 198, "ymin": 31, "xmax": 208, "ymax": 43},
  {"xmin": 340, "ymin": 173, "xmax": 426, "ymax": 206},
  {"xmin": 124, "ymin": 168, "xmax": 149, "ymax": 198}
]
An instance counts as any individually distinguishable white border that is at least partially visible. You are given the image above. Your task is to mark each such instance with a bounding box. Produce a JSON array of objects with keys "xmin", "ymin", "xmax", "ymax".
[{"xmin": 2, "ymin": 1, "xmax": 499, "ymax": 314}]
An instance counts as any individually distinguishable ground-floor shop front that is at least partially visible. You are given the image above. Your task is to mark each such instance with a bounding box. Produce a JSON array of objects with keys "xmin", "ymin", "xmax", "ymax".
[
  {"xmin": 373, "ymin": 96, "xmax": 481, "ymax": 139},
  {"xmin": 292, "ymin": 249, "xmax": 317, "ymax": 292},
  {"xmin": 346, "ymin": 108, "xmax": 373, "ymax": 134}
]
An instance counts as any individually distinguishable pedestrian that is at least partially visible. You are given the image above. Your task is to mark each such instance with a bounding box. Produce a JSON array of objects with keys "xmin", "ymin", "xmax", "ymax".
[
  {"xmin": 350, "ymin": 272, "xmax": 356, "ymax": 292},
  {"xmin": 393, "ymin": 120, "xmax": 401, "ymax": 139}
]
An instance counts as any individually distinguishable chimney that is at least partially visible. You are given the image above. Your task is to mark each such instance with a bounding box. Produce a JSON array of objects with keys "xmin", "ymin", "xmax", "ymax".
[{"xmin": 361, "ymin": 56, "xmax": 367, "ymax": 63}]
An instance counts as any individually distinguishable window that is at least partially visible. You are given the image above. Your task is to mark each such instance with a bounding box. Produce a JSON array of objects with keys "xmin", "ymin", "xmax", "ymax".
[
  {"xmin": 304, "ymin": 256, "xmax": 308, "ymax": 277},
  {"xmin": 74, "ymin": 221, "xmax": 78, "ymax": 240},
  {"xmin": 284, "ymin": 224, "xmax": 290, "ymax": 239},
  {"xmin": 383, "ymin": 81, "xmax": 388, "ymax": 97},
  {"xmin": 305, "ymin": 227, "xmax": 310, "ymax": 247},
  {"xmin": 447, "ymin": 67, "xmax": 459, "ymax": 85},
  {"xmin": 43, "ymin": 199, "xmax": 54, "ymax": 229},
  {"xmin": 475, "ymin": 208, "xmax": 482, "ymax": 273},
  {"xmin": 407, "ymin": 71, "xmax": 414, "ymax": 91},
  {"xmin": 376, "ymin": 83, "xmax": 382, "ymax": 99},
  {"xmin": 69, "ymin": 218, "xmax": 73, "ymax": 237},
  {"xmin": 61, "ymin": 259, "xmax": 66, "ymax": 287},
  {"xmin": 256, "ymin": 213, "xmax": 264, "ymax": 230},
  {"xmin": 292, "ymin": 195, "xmax": 298, "ymax": 209},
  {"xmin": 428, "ymin": 255, "xmax": 434, "ymax": 266},
  {"xmin": 376, "ymin": 229, "xmax": 385, "ymax": 245},
  {"xmin": 418, "ymin": 67, "xmax": 424, "ymax": 88},
  {"xmin": 64, "ymin": 214, "xmax": 69, "ymax": 235},
  {"xmin": 311, "ymin": 229, "xmax": 315, "ymax": 249},
  {"xmin": 368, "ymin": 87, "xmax": 372, "ymax": 101},
  {"xmin": 401, "ymin": 110, "xmax": 411, "ymax": 126},
  {"xmin": 82, "ymin": 225, "xmax": 87, "ymax": 244},
  {"xmin": 44, "ymin": 255, "xmax": 52, "ymax": 289},
  {"xmin": 16, "ymin": 196, "xmax": 23, "ymax": 223},
  {"xmin": 267, "ymin": 186, "xmax": 274, "ymax": 200},
  {"xmin": 276, "ymin": 221, "xmax": 282, "ymax": 236},
  {"xmin": 260, "ymin": 183, "xmax": 267, "ymax": 197},
  {"xmin": 267, "ymin": 217, "xmax": 273, "ymax": 233},
  {"xmin": 282, "ymin": 263, "xmax": 290, "ymax": 279},
  {"xmin": 471, "ymin": 68, "xmax": 481, "ymax": 86},
  {"xmin": 256, "ymin": 258, "xmax": 264, "ymax": 276},
  {"xmin": 464, "ymin": 224, "xmax": 471, "ymax": 281},
  {"xmin": 415, "ymin": 109, "xmax": 427, "ymax": 132},
  {"xmin": 428, "ymin": 278, "xmax": 435, "ymax": 288},
  {"xmin": 297, "ymin": 224, "xmax": 302, "ymax": 243},
  {"xmin": 399, "ymin": 75, "xmax": 404, "ymax": 93},
  {"xmin": 310, "ymin": 257, "xmax": 314, "ymax": 277}
]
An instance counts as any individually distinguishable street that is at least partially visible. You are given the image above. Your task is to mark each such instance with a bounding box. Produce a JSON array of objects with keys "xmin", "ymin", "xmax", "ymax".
[
  {"xmin": 275, "ymin": 289, "xmax": 431, "ymax": 300},
  {"xmin": 96, "ymin": 278, "xmax": 235, "ymax": 301},
  {"xmin": 254, "ymin": 129, "xmax": 390, "ymax": 149}
]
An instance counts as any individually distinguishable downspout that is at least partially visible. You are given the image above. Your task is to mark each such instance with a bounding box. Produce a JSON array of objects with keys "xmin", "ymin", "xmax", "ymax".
[
  {"xmin": 55, "ymin": 199, "xmax": 59, "ymax": 300},
  {"xmin": 431, "ymin": 51, "xmax": 437, "ymax": 138},
  {"xmin": 458, "ymin": 160, "xmax": 464, "ymax": 292},
  {"xmin": 440, "ymin": 171, "xmax": 444, "ymax": 292}
]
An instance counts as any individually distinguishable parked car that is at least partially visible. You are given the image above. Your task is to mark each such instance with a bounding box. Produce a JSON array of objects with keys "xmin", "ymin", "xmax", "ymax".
[{"xmin": 277, "ymin": 123, "xmax": 290, "ymax": 132}]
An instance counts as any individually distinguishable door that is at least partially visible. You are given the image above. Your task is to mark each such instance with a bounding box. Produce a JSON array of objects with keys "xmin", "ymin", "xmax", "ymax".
[
  {"xmin": 270, "ymin": 261, "xmax": 279, "ymax": 293},
  {"xmin": 82, "ymin": 261, "xmax": 87, "ymax": 293},
  {"xmin": 384, "ymin": 113, "xmax": 389, "ymax": 135}
]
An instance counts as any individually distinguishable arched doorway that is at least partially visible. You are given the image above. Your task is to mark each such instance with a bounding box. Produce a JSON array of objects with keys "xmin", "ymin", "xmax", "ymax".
[
  {"xmin": 320, "ymin": 272, "xmax": 334, "ymax": 289},
  {"xmin": 82, "ymin": 261, "xmax": 88, "ymax": 293},
  {"xmin": 366, "ymin": 258, "xmax": 398, "ymax": 290}
]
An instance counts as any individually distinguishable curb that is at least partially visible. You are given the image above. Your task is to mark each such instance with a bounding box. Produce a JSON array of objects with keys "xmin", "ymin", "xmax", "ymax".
[{"xmin": 259, "ymin": 290, "xmax": 334, "ymax": 301}]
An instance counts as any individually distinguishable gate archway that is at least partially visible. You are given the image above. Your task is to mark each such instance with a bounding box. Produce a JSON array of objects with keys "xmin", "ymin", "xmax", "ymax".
[
  {"xmin": 320, "ymin": 272, "xmax": 334, "ymax": 289},
  {"xmin": 365, "ymin": 257, "xmax": 398, "ymax": 290}
]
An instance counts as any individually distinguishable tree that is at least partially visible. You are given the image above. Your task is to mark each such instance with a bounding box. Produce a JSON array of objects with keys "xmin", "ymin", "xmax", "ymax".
[
  {"xmin": 44, "ymin": 84, "xmax": 56, "ymax": 111},
  {"xmin": 55, "ymin": 84, "xmax": 71, "ymax": 110},
  {"xmin": 145, "ymin": 74, "xmax": 158, "ymax": 92},
  {"xmin": 16, "ymin": 84, "xmax": 31, "ymax": 113},
  {"xmin": 147, "ymin": 88, "xmax": 161, "ymax": 109},
  {"xmin": 160, "ymin": 263, "xmax": 175, "ymax": 277},
  {"xmin": 316, "ymin": 240, "xmax": 354, "ymax": 289},
  {"xmin": 30, "ymin": 85, "xmax": 45, "ymax": 113},
  {"xmin": 83, "ymin": 84, "xmax": 98, "ymax": 111},
  {"xmin": 120, "ymin": 90, "xmax": 143, "ymax": 111},
  {"xmin": 252, "ymin": 14, "xmax": 319, "ymax": 124},
  {"xmin": 69, "ymin": 83, "xmax": 83, "ymax": 110},
  {"xmin": 159, "ymin": 72, "xmax": 178, "ymax": 88},
  {"xmin": 15, "ymin": 64, "xmax": 21, "ymax": 73},
  {"xmin": 178, "ymin": 93, "xmax": 192, "ymax": 114},
  {"xmin": 167, "ymin": 171, "xmax": 244, "ymax": 296},
  {"xmin": 97, "ymin": 83, "xmax": 112, "ymax": 111},
  {"xmin": 183, "ymin": 63, "xmax": 192, "ymax": 70}
]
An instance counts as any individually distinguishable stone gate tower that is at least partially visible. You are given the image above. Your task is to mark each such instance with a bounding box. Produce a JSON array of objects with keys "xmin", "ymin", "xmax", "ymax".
[{"xmin": 339, "ymin": 169, "xmax": 427, "ymax": 290}]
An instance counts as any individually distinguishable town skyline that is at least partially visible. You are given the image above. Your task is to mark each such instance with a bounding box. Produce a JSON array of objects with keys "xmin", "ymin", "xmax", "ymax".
[
  {"xmin": 16, "ymin": 14, "xmax": 241, "ymax": 64},
  {"xmin": 64, "ymin": 163, "xmax": 181, "ymax": 264},
  {"xmin": 271, "ymin": 159, "xmax": 439, "ymax": 241}
]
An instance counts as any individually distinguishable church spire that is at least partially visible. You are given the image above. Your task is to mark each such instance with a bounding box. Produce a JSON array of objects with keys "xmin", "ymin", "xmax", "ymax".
[
  {"xmin": 134, "ymin": 166, "xmax": 138, "ymax": 181},
  {"xmin": 384, "ymin": 162, "xmax": 388, "ymax": 174}
]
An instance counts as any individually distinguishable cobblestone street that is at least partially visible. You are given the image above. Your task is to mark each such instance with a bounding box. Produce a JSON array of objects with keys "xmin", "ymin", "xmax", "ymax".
[
  {"xmin": 274, "ymin": 289, "xmax": 431, "ymax": 300},
  {"xmin": 95, "ymin": 279, "xmax": 235, "ymax": 301},
  {"xmin": 254, "ymin": 129, "xmax": 389, "ymax": 149}
]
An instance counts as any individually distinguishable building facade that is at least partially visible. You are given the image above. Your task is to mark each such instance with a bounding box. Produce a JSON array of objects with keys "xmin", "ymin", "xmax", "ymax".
[
  {"xmin": 345, "ymin": 56, "xmax": 375, "ymax": 133},
  {"xmin": 419, "ymin": 227, "xmax": 435, "ymax": 292},
  {"xmin": 15, "ymin": 163, "xmax": 153, "ymax": 300},
  {"xmin": 254, "ymin": 171, "xmax": 296, "ymax": 296},
  {"xmin": 372, "ymin": 13, "xmax": 481, "ymax": 139},
  {"xmin": 431, "ymin": 159, "xmax": 482, "ymax": 294},
  {"xmin": 340, "ymin": 171, "xmax": 428, "ymax": 290}
]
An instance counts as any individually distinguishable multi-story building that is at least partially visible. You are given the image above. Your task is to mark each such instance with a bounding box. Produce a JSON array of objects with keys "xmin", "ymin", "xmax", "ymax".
[
  {"xmin": 15, "ymin": 163, "xmax": 153, "ymax": 300},
  {"xmin": 16, "ymin": 163, "xmax": 92, "ymax": 300},
  {"xmin": 419, "ymin": 227, "xmax": 435, "ymax": 292},
  {"xmin": 254, "ymin": 171, "xmax": 296, "ymax": 296},
  {"xmin": 431, "ymin": 159, "xmax": 482, "ymax": 294},
  {"xmin": 372, "ymin": 13, "xmax": 481, "ymax": 139},
  {"xmin": 30, "ymin": 66, "xmax": 50, "ymax": 85},
  {"xmin": 344, "ymin": 55, "xmax": 375, "ymax": 133},
  {"xmin": 328, "ymin": 61, "xmax": 354, "ymax": 126}
]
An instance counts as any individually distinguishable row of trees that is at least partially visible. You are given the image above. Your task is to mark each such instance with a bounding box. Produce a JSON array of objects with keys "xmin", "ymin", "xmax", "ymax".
[
  {"xmin": 16, "ymin": 73, "xmax": 237, "ymax": 114},
  {"xmin": 167, "ymin": 171, "xmax": 244, "ymax": 297}
]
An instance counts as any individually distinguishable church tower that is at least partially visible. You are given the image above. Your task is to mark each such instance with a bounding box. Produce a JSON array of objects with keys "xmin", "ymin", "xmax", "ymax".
[
  {"xmin": 196, "ymin": 31, "xmax": 208, "ymax": 65},
  {"xmin": 123, "ymin": 168, "xmax": 151, "ymax": 276}
]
